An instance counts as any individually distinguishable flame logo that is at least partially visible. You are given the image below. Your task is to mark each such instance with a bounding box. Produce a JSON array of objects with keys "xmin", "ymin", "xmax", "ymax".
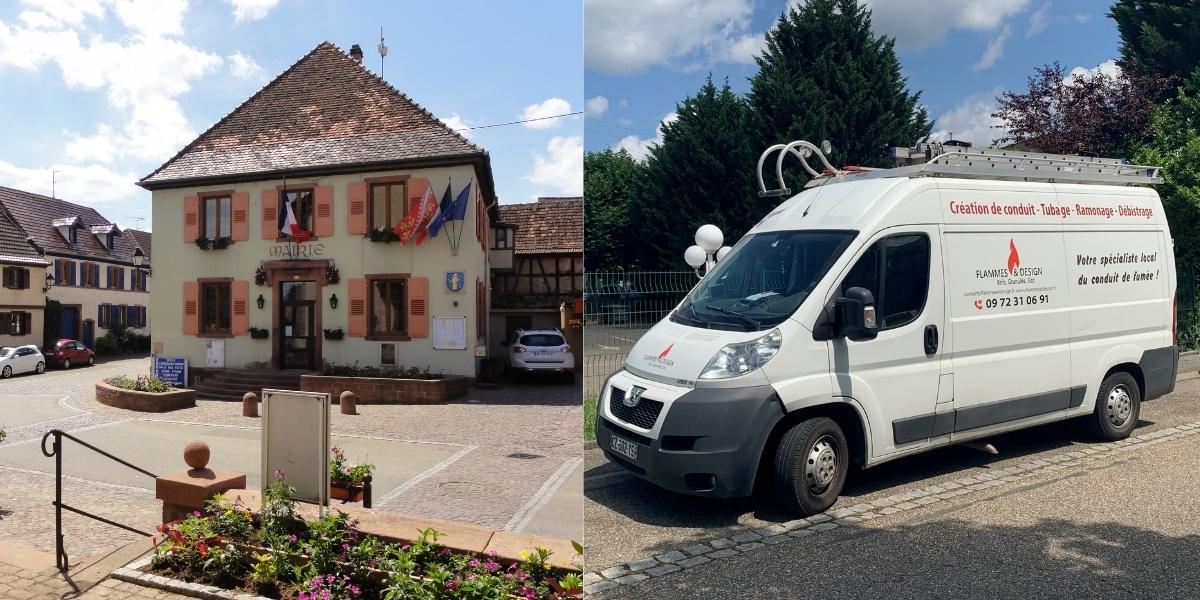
[
  {"xmin": 1007, "ymin": 239, "xmax": 1020, "ymax": 273},
  {"xmin": 658, "ymin": 343, "xmax": 674, "ymax": 360}
]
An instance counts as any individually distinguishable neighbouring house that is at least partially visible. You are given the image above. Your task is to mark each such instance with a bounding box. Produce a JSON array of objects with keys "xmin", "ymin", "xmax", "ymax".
[
  {"xmin": 0, "ymin": 187, "xmax": 150, "ymax": 348},
  {"xmin": 137, "ymin": 42, "xmax": 497, "ymax": 380},
  {"xmin": 0, "ymin": 206, "xmax": 48, "ymax": 347},
  {"xmin": 489, "ymin": 197, "xmax": 583, "ymax": 358}
]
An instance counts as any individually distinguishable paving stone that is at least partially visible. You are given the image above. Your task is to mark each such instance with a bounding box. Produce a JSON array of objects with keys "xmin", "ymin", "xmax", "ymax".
[
  {"xmin": 708, "ymin": 548, "xmax": 739, "ymax": 558},
  {"xmin": 600, "ymin": 566, "xmax": 628, "ymax": 579},
  {"xmin": 654, "ymin": 550, "xmax": 687, "ymax": 563},
  {"xmin": 755, "ymin": 524, "xmax": 788, "ymax": 537},
  {"xmin": 681, "ymin": 543, "xmax": 713, "ymax": 556},
  {"xmin": 782, "ymin": 518, "xmax": 812, "ymax": 529},
  {"xmin": 645, "ymin": 564, "xmax": 682, "ymax": 577},
  {"xmin": 708, "ymin": 538, "xmax": 736, "ymax": 549},
  {"xmin": 787, "ymin": 529, "xmax": 814, "ymax": 538},
  {"xmin": 733, "ymin": 542, "xmax": 764, "ymax": 552},
  {"xmin": 761, "ymin": 535, "xmax": 789, "ymax": 545},
  {"xmin": 730, "ymin": 531, "xmax": 762, "ymax": 543},
  {"xmin": 627, "ymin": 557, "xmax": 659, "ymax": 572},
  {"xmin": 809, "ymin": 522, "xmax": 838, "ymax": 532},
  {"xmin": 585, "ymin": 581, "xmax": 620, "ymax": 594},
  {"xmin": 807, "ymin": 513, "xmax": 832, "ymax": 524},
  {"xmin": 582, "ymin": 573, "xmax": 602, "ymax": 585},
  {"xmin": 677, "ymin": 555, "xmax": 712, "ymax": 568},
  {"xmin": 895, "ymin": 501, "xmax": 919, "ymax": 510},
  {"xmin": 834, "ymin": 516, "xmax": 861, "ymax": 525},
  {"xmin": 613, "ymin": 573, "xmax": 649, "ymax": 585}
]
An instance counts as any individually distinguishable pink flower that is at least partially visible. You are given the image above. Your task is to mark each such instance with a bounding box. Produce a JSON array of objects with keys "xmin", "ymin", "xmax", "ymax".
[
  {"xmin": 469, "ymin": 559, "xmax": 480, "ymax": 568},
  {"xmin": 485, "ymin": 560, "xmax": 500, "ymax": 571},
  {"xmin": 467, "ymin": 573, "xmax": 477, "ymax": 581},
  {"xmin": 349, "ymin": 585, "xmax": 360, "ymax": 596},
  {"xmin": 516, "ymin": 572, "xmax": 528, "ymax": 582},
  {"xmin": 519, "ymin": 587, "xmax": 537, "ymax": 599},
  {"xmin": 342, "ymin": 543, "xmax": 350, "ymax": 552},
  {"xmin": 288, "ymin": 534, "xmax": 298, "ymax": 543},
  {"xmin": 402, "ymin": 544, "xmax": 410, "ymax": 551},
  {"xmin": 445, "ymin": 581, "xmax": 459, "ymax": 590},
  {"xmin": 486, "ymin": 550, "xmax": 498, "ymax": 557},
  {"xmin": 298, "ymin": 593, "xmax": 312, "ymax": 600},
  {"xmin": 192, "ymin": 511, "xmax": 201, "ymax": 517}
]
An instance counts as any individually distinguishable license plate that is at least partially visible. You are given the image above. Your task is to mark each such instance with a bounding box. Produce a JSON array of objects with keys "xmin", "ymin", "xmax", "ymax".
[
  {"xmin": 609, "ymin": 434, "xmax": 639, "ymax": 462},
  {"xmin": 534, "ymin": 351, "xmax": 551, "ymax": 357}
]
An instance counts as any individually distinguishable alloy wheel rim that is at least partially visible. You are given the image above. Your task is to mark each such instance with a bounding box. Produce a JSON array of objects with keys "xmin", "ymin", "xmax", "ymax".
[
  {"xmin": 805, "ymin": 435, "xmax": 839, "ymax": 494},
  {"xmin": 1107, "ymin": 384, "xmax": 1133, "ymax": 427}
]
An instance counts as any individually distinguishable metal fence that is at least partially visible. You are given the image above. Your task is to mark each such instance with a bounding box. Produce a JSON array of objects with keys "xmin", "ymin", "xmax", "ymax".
[{"xmin": 583, "ymin": 271, "xmax": 696, "ymax": 396}]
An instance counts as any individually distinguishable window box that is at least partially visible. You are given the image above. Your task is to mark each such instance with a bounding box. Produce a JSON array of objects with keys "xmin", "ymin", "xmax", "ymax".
[
  {"xmin": 322, "ymin": 327, "xmax": 344, "ymax": 341},
  {"xmin": 368, "ymin": 227, "xmax": 401, "ymax": 243},
  {"xmin": 249, "ymin": 327, "xmax": 269, "ymax": 340},
  {"xmin": 194, "ymin": 236, "xmax": 231, "ymax": 250}
]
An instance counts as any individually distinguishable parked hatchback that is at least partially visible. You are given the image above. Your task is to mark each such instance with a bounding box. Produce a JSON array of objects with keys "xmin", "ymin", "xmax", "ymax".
[
  {"xmin": 44, "ymin": 339, "xmax": 94, "ymax": 369},
  {"xmin": 504, "ymin": 329, "xmax": 575, "ymax": 383},
  {"xmin": 0, "ymin": 345, "xmax": 45, "ymax": 378}
]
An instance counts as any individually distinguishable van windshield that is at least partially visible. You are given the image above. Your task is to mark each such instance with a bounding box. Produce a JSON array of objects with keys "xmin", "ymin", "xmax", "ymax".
[{"xmin": 673, "ymin": 230, "xmax": 856, "ymax": 331}]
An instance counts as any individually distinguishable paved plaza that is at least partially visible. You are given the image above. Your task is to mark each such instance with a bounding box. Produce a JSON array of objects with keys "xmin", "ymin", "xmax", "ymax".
[{"xmin": 0, "ymin": 357, "xmax": 583, "ymax": 573}]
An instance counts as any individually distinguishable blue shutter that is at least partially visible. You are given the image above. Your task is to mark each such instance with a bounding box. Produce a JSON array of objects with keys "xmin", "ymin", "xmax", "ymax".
[
  {"xmin": 118, "ymin": 268, "xmax": 125, "ymax": 290},
  {"xmin": 54, "ymin": 259, "xmax": 61, "ymax": 284}
]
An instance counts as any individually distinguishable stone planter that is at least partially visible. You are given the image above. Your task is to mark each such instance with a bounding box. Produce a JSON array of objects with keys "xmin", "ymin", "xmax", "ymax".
[
  {"xmin": 96, "ymin": 380, "xmax": 195, "ymax": 412},
  {"xmin": 300, "ymin": 375, "xmax": 470, "ymax": 404}
]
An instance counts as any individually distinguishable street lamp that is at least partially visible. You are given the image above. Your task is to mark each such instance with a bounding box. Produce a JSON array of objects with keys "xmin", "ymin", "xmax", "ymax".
[
  {"xmin": 684, "ymin": 225, "xmax": 733, "ymax": 279},
  {"xmin": 133, "ymin": 247, "xmax": 145, "ymax": 268},
  {"xmin": 329, "ymin": 293, "xmax": 339, "ymax": 310},
  {"xmin": 43, "ymin": 273, "xmax": 55, "ymax": 293}
]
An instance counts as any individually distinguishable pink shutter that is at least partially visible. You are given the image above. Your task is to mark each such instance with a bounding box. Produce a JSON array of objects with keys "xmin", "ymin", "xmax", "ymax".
[
  {"xmin": 184, "ymin": 195, "xmax": 199, "ymax": 241},
  {"xmin": 182, "ymin": 281, "xmax": 198, "ymax": 335},
  {"xmin": 261, "ymin": 190, "xmax": 278, "ymax": 240},
  {"xmin": 232, "ymin": 280, "xmax": 249, "ymax": 336},
  {"xmin": 231, "ymin": 192, "xmax": 250, "ymax": 241},
  {"xmin": 348, "ymin": 278, "xmax": 367, "ymax": 337},
  {"xmin": 314, "ymin": 185, "xmax": 334, "ymax": 237},
  {"xmin": 347, "ymin": 182, "xmax": 367, "ymax": 235},
  {"xmin": 408, "ymin": 277, "xmax": 428, "ymax": 338}
]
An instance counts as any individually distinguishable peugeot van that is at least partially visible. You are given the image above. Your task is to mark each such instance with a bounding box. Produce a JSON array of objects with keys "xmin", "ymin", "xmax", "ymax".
[{"xmin": 595, "ymin": 142, "xmax": 1179, "ymax": 515}]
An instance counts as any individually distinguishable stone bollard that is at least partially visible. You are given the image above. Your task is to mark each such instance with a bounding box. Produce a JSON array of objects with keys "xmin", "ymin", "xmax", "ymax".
[
  {"xmin": 242, "ymin": 392, "xmax": 259, "ymax": 417},
  {"xmin": 155, "ymin": 441, "xmax": 246, "ymax": 523},
  {"xmin": 340, "ymin": 390, "xmax": 357, "ymax": 415}
]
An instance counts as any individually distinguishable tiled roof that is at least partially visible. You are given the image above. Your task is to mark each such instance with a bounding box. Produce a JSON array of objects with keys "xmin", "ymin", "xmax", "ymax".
[
  {"xmin": 125, "ymin": 229, "xmax": 152, "ymax": 261},
  {"xmin": 139, "ymin": 41, "xmax": 488, "ymax": 188},
  {"xmin": 0, "ymin": 186, "xmax": 139, "ymax": 265},
  {"xmin": 497, "ymin": 197, "xmax": 582, "ymax": 255},
  {"xmin": 0, "ymin": 205, "xmax": 45, "ymax": 266}
]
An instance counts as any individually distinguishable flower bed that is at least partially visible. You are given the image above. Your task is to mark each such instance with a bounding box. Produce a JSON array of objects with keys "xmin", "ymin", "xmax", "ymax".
[
  {"xmin": 97, "ymin": 377, "xmax": 195, "ymax": 412},
  {"xmin": 301, "ymin": 368, "xmax": 469, "ymax": 404},
  {"xmin": 143, "ymin": 476, "xmax": 581, "ymax": 599}
]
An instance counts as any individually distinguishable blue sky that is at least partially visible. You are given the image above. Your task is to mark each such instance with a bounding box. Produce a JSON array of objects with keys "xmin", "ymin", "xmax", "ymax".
[
  {"xmin": 0, "ymin": 0, "xmax": 582, "ymax": 231},
  {"xmin": 584, "ymin": 0, "xmax": 1121, "ymax": 159}
]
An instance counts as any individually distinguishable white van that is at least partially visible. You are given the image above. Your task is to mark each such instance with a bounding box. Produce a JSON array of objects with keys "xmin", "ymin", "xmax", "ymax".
[{"xmin": 595, "ymin": 142, "xmax": 1178, "ymax": 515}]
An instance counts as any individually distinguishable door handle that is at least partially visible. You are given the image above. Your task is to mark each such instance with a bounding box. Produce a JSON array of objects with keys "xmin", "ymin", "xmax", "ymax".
[{"xmin": 923, "ymin": 324, "xmax": 939, "ymax": 356}]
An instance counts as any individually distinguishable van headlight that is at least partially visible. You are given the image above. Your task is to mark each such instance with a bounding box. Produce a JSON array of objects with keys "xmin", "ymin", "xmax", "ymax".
[{"xmin": 699, "ymin": 329, "xmax": 782, "ymax": 379}]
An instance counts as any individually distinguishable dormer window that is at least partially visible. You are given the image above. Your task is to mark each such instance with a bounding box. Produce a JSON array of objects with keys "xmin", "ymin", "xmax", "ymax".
[
  {"xmin": 90, "ymin": 224, "xmax": 120, "ymax": 250},
  {"xmin": 68, "ymin": 227, "xmax": 77, "ymax": 245},
  {"xmin": 52, "ymin": 216, "xmax": 81, "ymax": 245}
]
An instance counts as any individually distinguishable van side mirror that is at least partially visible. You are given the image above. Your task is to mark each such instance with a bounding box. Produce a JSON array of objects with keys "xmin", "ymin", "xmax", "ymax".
[{"xmin": 835, "ymin": 287, "xmax": 878, "ymax": 341}]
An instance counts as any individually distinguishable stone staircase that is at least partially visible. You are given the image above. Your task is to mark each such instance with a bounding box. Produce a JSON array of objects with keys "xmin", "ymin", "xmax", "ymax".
[{"xmin": 192, "ymin": 369, "xmax": 308, "ymax": 401}]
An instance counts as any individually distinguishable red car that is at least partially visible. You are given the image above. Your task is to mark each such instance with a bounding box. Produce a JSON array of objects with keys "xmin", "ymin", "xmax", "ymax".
[{"xmin": 44, "ymin": 339, "xmax": 94, "ymax": 369}]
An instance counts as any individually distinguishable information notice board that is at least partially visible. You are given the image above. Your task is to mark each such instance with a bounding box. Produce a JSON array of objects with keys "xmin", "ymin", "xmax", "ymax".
[
  {"xmin": 152, "ymin": 355, "xmax": 188, "ymax": 388},
  {"xmin": 433, "ymin": 316, "xmax": 467, "ymax": 350}
]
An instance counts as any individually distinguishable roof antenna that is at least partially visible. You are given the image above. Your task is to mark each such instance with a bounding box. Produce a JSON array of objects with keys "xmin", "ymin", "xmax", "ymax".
[
  {"xmin": 52, "ymin": 170, "xmax": 60, "ymax": 199},
  {"xmin": 378, "ymin": 27, "xmax": 388, "ymax": 78}
]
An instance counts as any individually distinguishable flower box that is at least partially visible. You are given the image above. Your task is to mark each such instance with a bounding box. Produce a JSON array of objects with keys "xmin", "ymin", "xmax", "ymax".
[
  {"xmin": 194, "ymin": 236, "xmax": 231, "ymax": 250},
  {"xmin": 249, "ymin": 328, "xmax": 270, "ymax": 340},
  {"xmin": 329, "ymin": 480, "xmax": 364, "ymax": 503}
]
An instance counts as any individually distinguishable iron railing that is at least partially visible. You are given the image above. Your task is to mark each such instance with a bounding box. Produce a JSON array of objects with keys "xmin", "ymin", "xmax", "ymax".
[
  {"xmin": 583, "ymin": 271, "xmax": 696, "ymax": 396},
  {"xmin": 40, "ymin": 429, "xmax": 158, "ymax": 572}
]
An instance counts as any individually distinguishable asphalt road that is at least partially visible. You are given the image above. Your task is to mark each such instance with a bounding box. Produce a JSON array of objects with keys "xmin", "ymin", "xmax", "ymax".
[{"xmin": 585, "ymin": 373, "xmax": 1200, "ymax": 598}]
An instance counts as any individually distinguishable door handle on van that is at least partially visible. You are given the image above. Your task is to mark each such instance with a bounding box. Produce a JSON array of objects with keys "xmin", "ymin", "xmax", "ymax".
[{"xmin": 924, "ymin": 324, "xmax": 939, "ymax": 355}]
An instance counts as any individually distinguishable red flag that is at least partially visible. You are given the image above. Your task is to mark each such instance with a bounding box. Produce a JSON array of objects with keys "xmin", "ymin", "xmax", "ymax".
[{"xmin": 395, "ymin": 182, "xmax": 438, "ymax": 244}]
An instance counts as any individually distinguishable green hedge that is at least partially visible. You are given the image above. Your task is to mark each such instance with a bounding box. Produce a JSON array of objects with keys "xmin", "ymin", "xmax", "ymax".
[
  {"xmin": 321, "ymin": 363, "xmax": 442, "ymax": 380},
  {"xmin": 94, "ymin": 325, "xmax": 151, "ymax": 356}
]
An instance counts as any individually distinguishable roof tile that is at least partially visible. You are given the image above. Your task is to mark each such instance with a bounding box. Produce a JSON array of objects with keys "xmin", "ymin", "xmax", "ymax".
[
  {"xmin": 498, "ymin": 197, "xmax": 582, "ymax": 255},
  {"xmin": 0, "ymin": 186, "xmax": 141, "ymax": 264}
]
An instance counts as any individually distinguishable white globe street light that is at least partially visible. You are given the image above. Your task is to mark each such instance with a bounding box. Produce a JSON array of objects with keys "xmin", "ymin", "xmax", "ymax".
[
  {"xmin": 684, "ymin": 245, "xmax": 707, "ymax": 269},
  {"xmin": 715, "ymin": 246, "xmax": 732, "ymax": 262},
  {"xmin": 695, "ymin": 224, "xmax": 724, "ymax": 252},
  {"xmin": 685, "ymin": 225, "xmax": 732, "ymax": 278}
]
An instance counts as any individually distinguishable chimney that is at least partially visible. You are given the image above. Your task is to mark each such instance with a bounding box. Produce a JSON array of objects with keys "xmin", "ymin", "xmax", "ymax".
[{"xmin": 349, "ymin": 44, "xmax": 363, "ymax": 63}]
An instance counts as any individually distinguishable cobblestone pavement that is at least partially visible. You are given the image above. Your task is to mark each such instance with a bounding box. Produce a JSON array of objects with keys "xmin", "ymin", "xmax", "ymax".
[
  {"xmin": 0, "ymin": 563, "xmax": 191, "ymax": 600},
  {"xmin": 0, "ymin": 357, "xmax": 582, "ymax": 565}
]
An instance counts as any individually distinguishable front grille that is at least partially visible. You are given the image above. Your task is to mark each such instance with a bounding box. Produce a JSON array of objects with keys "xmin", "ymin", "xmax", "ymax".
[{"xmin": 609, "ymin": 386, "xmax": 664, "ymax": 430}]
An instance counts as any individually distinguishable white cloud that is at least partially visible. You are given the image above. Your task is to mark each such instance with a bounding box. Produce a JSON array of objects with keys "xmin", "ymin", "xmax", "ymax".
[
  {"xmin": 1069, "ymin": 59, "xmax": 1120, "ymax": 80},
  {"xmin": 721, "ymin": 32, "xmax": 765, "ymax": 64},
  {"xmin": 0, "ymin": 160, "xmax": 140, "ymax": 207},
  {"xmin": 584, "ymin": 0, "xmax": 757, "ymax": 74},
  {"xmin": 863, "ymin": 0, "xmax": 1028, "ymax": 48},
  {"xmin": 613, "ymin": 112, "xmax": 677, "ymax": 161},
  {"xmin": 439, "ymin": 113, "xmax": 477, "ymax": 139},
  {"xmin": 222, "ymin": 0, "xmax": 279, "ymax": 23},
  {"xmin": 110, "ymin": 0, "xmax": 187, "ymax": 38},
  {"xmin": 929, "ymin": 89, "xmax": 1007, "ymax": 148},
  {"xmin": 1027, "ymin": 2, "xmax": 1050, "ymax": 37},
  {"xmin": 973, "ymin": 25, "xmax": 1010, "ymax": 70},
  {"xmin": 525, "ymin": 136, "xmax": 583, "ymax": 194},
  {"xmin": 584, "ymin": 95, "xmax": 609, "ymax": 118},
  {"xmin": 521, "ymin": 97, "xmax": 572, "ymax": 129},
  {"xmin": 227, "ymin": 51, "xmax": 263, "ymax": 79}
]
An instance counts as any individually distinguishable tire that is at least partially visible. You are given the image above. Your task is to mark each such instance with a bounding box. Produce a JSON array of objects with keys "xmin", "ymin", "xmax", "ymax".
[
  {"xmin": 1086, "ymin": 371, "xmax": 1140, "ymax": 441},
  {"xmin": 1, "ymin": 366, "xmax": 9, "ymax": 378},
  {"xmin": 774, "ymin": 417, "xmax": 849, "ymax": 516},
  {"xmin": 35, "ymin": 362, "xmax": 44, "ymax": 374},
  {"xmin": 87, "ymin": 356, "xmax": 94, "ymax": 366},
  {"xmin": 62, "ymin": 358, "xmax": 71, "ymax": 369}
]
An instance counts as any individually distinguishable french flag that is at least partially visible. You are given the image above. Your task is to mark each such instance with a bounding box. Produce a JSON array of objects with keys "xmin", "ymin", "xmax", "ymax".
[{"xmin": 279, "ymin": 195, "xmax": 311, "ymax": 243}]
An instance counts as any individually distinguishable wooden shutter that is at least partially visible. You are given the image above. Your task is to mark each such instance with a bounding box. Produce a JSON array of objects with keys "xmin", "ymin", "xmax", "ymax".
[
  {"xmin": 347, "ymin": 182, "xmax": 367, "ymax": 235},
  {"xmin": 20, "ymin": 312, "xmax": 29, "ymax": 336},
  {"xmin": 232, "ymin": 280, "xmax": 249, "ymax": 336},
  {"xmin": 348, "ymin": 278, "xmax": 367, "ymax": 337},
  {"xmin": 231, "ymin": 192, "xmax": 250, "ymax": 241},
  {"xmin": 261, "ymin": 189, "xmax": 278, "ymax": 240},
  {"xmin": 182, "ymin": 281, "xmax": 198, "ymax": 335},
  {"xmin": 408, "ymin": 277, "xmax": 428, "ymax": 339},
  {"xmin": 54, "ymin": 259, "xmax": 61, "ymax": 284},
  {"xmin": 0, "ymin": 313, "xmax": 8, "ymax": 335},
  {"xmin": 184, "ymin": 195, "xmax": 199, "ymax": 241},
  {"xmin": 408, "ymin": 178, "xmax": 427, "ymax": 214},
  {"xmin": 314, "ymin": 185, "xmax": 334, "ymax": 237},
  {"xmin": 65, "ymin": 261, "xmax": 75, "ymax": 286},
  {"xmin": 98, "ymin": 304, "xmax": 107, "ymax": 328}
]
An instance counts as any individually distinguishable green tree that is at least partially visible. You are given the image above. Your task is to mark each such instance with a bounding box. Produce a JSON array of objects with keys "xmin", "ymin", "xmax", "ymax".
[
  {"xmin": 583, "ymin": 148, "xmax": 642, "ymax": 271},
  {"xmin": 748, "ymin": 0, "xmax": 931, "ymax": 189},
  {"xmin": 1110, "ymin": 0, "xmax": 1200, "ymax": 87},
  {"xmin": 631, "ymin": 77, "xmax": 767, "ymax": 270},
  {"xmin": 1133, "ymin": 78, "xmax": 1200, "ymax": 268}
]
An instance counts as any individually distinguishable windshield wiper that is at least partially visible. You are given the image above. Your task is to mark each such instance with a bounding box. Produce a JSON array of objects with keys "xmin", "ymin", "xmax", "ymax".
[
  {"xmin": 678, "ymin": 301, "xmax": 709, "ymax": 327},
  {"xmin": 704, "ymin": 305, "xmax": 761, "ymax": 329}
]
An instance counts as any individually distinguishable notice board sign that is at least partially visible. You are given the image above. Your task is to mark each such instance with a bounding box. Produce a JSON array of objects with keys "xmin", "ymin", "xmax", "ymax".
[
  {"xmin": 151, "ymin": 355, "xmax": 188, "ymax": 388},
  {"xmin": 433, "ymin": 316, "xmax": 467, "ymax": 350},
  {"xmin": 262, "ymin": 390, "xmax": 329, "ymax": 506}
]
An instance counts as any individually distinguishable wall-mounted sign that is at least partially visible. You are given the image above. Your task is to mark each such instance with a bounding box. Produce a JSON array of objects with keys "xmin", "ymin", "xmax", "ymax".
[
  {"xmin": 151, "ymin": 355, "xmax": 188, "ymax": 387},
  {"xmin": 445, "ymin": 271, "xmax": 465, "ymax": 292},
  {"xmin": 269, "ymin": 243, "xmax": 326, "ymax": 258},
  {"xmin": 206, "ymin": 339, "xmax": 225, "ymax": 368},
  {"xmin": 262, "ymin": 389, "xmax": 330, "ymax": 506},
  {"xmin": 433, "ymin": 316, "xmax": 467, "ymax": 350}
]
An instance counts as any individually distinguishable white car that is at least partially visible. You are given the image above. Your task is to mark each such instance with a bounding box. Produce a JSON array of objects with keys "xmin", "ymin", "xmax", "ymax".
[
  {"xmin": 0, "ymin": 345, "xmax": 46, "ymax": 378},
  {"xmin": 504, "ymin": 329, "xmax": 575, "ymax": 382}
]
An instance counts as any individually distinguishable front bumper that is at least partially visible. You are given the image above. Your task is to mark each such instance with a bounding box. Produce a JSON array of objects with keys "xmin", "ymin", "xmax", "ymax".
[{"xmin": 594, "ymin": 371, "xmax": 784, "ymax": 498}]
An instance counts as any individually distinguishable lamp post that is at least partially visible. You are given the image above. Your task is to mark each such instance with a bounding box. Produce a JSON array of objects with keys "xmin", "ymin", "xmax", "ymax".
[{"xmin": 684, "ymin": 224, "xmax": 732, "ymax": 279}]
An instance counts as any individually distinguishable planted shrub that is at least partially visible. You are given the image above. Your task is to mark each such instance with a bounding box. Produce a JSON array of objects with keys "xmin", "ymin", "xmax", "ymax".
[
  {"xmin": 322, "ymin": 363, "xmax": 442, "ymax": 380},
  {"xmin": 106, "ymin": 374, "xmax": 173, "ymax": 393}
]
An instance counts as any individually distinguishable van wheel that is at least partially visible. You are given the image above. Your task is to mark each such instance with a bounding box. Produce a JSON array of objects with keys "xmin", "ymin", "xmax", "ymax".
[
  {"xmin": 774, "ymin": 417, "xmax": 849, "ymax": 516},
  {"xmin": 1087, "ymin": 372, "xmax": 1140, "ymax": 441}
]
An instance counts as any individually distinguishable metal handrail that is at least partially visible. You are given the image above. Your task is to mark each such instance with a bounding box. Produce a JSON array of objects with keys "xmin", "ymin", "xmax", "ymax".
[{"xmin": 40, "ymin": 429, "xmax": 158, "ymax": 572}]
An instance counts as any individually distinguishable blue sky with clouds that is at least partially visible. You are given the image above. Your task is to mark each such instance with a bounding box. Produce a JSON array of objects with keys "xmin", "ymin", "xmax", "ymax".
[
  {"xmin": 584, "ymin": 0, "xmax": 1121, "ymax": 159},
  {"xmin": 0, "ymin": 0, "xmax": 582, "ymax": 231}
]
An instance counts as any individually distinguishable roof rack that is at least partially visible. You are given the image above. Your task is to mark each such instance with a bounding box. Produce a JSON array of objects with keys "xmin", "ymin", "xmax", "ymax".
[{"xmin": 756, "ymin": 140, "xmax": 1163, "ymax": 196}]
